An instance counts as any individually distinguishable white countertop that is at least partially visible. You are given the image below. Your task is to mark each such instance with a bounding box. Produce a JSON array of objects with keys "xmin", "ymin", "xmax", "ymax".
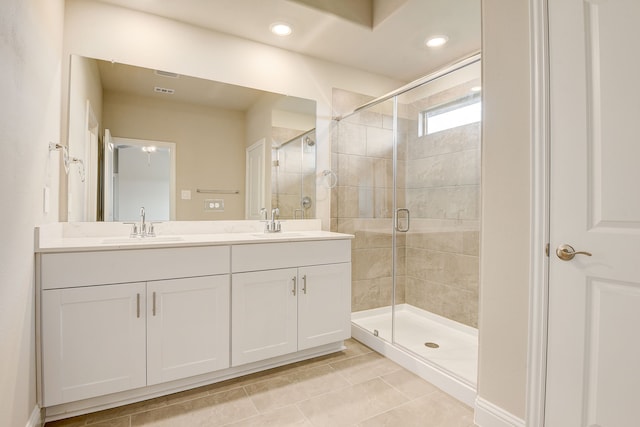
[{"xmin": 36, "ymin": 221, "xmax": 353, "ymax": 253}]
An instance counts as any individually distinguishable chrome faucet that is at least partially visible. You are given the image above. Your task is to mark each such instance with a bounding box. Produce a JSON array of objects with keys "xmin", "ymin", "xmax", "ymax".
[
  {"xmin": 127, "ymin": 206, "xmax": 158, "ymax": 238},
  {"xmin": 263, "ymin": 207, "xmax": 281, "ymax": 233}
]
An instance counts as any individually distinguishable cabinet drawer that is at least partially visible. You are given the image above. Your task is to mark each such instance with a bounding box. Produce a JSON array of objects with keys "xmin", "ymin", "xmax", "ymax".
[
  {"xmin": 41, "ymin": 246, "xmax": 230, "ymax": 289},
  {"xmin": 231, "ymin": 239, "xmax": 350, "ymax": 272}
]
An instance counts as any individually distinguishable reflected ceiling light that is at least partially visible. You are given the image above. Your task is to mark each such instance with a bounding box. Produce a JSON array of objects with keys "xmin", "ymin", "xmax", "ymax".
[
  {"xmin": 270, "ymin": 22, "xmax": 293, "ymax": 36},
  {"xmin": 425, "ymin": 35, "xmax": 448, "ymax": 47},
  {"xmin": 142, "ymin": 146, "xmax": 157, "ymax": 166}
]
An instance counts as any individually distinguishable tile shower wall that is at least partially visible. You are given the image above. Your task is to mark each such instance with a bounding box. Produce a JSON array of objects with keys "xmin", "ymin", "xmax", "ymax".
[{"xmin": 332, "ymin": 85, "xmax": 480, "ymax": 328}]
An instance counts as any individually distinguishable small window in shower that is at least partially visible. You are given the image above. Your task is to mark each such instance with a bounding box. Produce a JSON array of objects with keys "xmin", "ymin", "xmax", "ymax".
[{"xmin": 419, "ymin": 93, "xmax": 481, "ymax": 136}]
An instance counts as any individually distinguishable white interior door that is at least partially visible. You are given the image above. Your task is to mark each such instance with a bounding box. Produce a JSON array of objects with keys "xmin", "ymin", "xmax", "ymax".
[
  {"xmin": 245, "ymin": 138, "xmax": 266, "ymax": 219},
  {"xmin": 85, "ymin": 100, "xmax": 99, "ymax": 221},
  {"xmin": 546, "ymin": 1, "xmax": 640, "ymax": 426},
  {"xmin": 104, "ymin": 129, "xmax": 114, "ymax": 221}
]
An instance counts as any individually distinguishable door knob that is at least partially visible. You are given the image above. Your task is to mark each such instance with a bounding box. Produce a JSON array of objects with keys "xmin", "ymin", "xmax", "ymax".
[{"xmin": 556, "ymin": 244, "xmax": 592, "ymax": 261}]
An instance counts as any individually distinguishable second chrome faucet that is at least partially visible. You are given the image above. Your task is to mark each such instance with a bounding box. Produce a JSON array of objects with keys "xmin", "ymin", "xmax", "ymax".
[{"xmin": 260, "ymin": 207, "xmax": 281, "ymax": 233}]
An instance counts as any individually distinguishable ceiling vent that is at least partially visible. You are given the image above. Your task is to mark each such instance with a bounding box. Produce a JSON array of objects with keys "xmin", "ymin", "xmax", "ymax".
[
  {"xmin": 154, "ymin": 69, "xmax": 180, "ymax": 78},
  {"xmin": 154, "ymin": 86, "xmax": 175, "ymax": 95}
]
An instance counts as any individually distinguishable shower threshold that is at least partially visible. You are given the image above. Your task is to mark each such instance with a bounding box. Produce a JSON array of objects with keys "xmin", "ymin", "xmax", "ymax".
[{"xmin": 351, "ymin": 304, "xmax": 478, "ymax": 406}]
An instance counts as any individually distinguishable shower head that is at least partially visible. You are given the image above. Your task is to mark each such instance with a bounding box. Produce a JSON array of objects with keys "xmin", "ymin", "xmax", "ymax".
[{"xmin": 304, "ymin": 136, "xmax": 315, "ymax": 146}]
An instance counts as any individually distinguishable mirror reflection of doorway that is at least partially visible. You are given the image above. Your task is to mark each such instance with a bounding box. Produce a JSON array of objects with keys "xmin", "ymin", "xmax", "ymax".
[{"xmin": 104, "ymin": 131, "xmax": 176, "ymax": 221}]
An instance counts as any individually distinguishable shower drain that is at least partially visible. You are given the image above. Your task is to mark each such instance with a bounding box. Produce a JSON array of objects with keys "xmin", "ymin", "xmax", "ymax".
[{"xmin": 424, "ymin": 342, "xmax": 440, "ymax": 349}]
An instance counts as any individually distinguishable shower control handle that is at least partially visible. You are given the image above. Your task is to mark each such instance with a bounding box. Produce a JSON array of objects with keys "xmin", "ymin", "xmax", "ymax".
[{"xmin": 395, "ymin": 208, "xmax": 410, "ymax": 232}]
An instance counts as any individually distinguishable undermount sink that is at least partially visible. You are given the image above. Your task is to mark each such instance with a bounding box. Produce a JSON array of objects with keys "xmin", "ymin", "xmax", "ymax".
[
  {"xmin": 251, "ymin": 232, "xmax": 304, "ymax": 238},
  {"xmin": 100, "ymin": 236, "xmax": 185, "ymax": 244}
]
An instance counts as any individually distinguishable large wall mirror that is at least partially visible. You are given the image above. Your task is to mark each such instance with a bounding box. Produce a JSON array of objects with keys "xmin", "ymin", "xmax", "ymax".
[{"xmin": 66, "ymin": 55, "xmax": 317, "ymax": 222}]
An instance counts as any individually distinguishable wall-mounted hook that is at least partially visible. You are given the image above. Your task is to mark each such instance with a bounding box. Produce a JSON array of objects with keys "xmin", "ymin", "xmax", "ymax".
[{"xmin": 49, "ymin": 142, "xmax": 65, "ymax": 152}]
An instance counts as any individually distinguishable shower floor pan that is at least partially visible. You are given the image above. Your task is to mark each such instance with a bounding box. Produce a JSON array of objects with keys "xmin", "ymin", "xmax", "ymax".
[{"xmin": 351, "ymin": 304, "xmax": 478, "ymax": 404}]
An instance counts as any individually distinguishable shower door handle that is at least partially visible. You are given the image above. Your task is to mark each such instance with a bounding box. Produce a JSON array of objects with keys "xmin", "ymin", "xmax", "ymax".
[{"xmin": 395, "ymin": 208, "xmax": 410, "ymax": 232}]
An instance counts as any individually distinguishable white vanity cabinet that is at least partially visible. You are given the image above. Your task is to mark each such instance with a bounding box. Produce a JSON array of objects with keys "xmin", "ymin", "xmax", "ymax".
[
  {"xmin": 39, "ymin": 246, "xmax": 231, "ymax": 406},
  {"xmin": 36, "ymin": 230, "xmax": 353, "ymax": 420},
  {"xmin": 231, "ymin": 240, "xmax": 351, "ymax": 366},
  {"xmin": 297, "ymin": 263, "xmax": 351, "ymax": 350},
  {"xmin": 41, "ymin": 282, "xmax": 147, "ymax": 406},
  {"xmin": 146, "ymin": 275, "xmax": 230, "ymax": 385},
  {"xmin": 231, "ymin": 268, "xmax": 298, "ymax": 365}
]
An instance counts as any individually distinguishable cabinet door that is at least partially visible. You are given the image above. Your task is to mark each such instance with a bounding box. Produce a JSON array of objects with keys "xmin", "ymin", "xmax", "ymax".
[
  {"xmin": 231, "ymin": 268, "xmax": 298, "ymax": 366},
  {"xmin": 147, "ymin": 275, "xmax": 230, "ymax": 385},
  {"xmin": 41, "ymin": 283, "xmax": 146, "ymax": 406},
  {"xmin": 298, "ymin": 263, "xmax": 351, "ymax": 350}
]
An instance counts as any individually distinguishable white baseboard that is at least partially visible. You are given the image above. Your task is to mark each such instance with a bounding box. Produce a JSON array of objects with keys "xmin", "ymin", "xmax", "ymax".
[
  {"xmin": 474, "ymin": 397, "xmax": 525, "ymax": 427},
  {"xmin": 26, "ymin": 405, "xmax": 42, "ymax": 427}
]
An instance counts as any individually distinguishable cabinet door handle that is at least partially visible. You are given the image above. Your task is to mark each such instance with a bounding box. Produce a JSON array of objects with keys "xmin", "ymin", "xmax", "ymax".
[
  {"xmin": 292, "ymin": 276, "xmax": 297, "ymax": 296},
  {"xmin": 152, "ymin": 291, "xmax": 156, "ymax": 316},
  {"xmin": 136, "ymin": 293, "xmax": 141, "ymax": 318},
  {"xmin": 302, "ymin": 274, "xmax": 307, "ymax": 294}
]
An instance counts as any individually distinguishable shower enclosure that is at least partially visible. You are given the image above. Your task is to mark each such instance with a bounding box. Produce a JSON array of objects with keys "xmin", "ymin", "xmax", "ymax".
[
  {"xmin": 271, "ymin": 129, "xmax": 317, "ymax": 219},
  {"xmin": 333, "ymin": 56, "xmax": 481, "ymax": 404}
]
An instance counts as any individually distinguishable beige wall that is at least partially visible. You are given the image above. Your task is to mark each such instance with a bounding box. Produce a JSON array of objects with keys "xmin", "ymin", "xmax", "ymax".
[
  {"xmin": 103, "ymin": 91, "xmax": 246, "ymax": 220},
  {"xmin": 0, "ymin": 1, "xmax": 65, "ymax": 426},
  {"xmin": 478, "ymin": 0, "xmax": 531, "ymax": 420}
]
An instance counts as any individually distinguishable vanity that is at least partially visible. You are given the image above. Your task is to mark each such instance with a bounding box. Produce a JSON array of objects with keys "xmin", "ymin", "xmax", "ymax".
[{"xmin": 35, "ymin": 220, "xmax": 352, "ymax": 421}]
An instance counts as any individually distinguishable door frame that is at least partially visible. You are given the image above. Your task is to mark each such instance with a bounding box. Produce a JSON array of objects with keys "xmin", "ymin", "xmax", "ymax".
[
  {"xmin": 109, "ymin": 136, "xmax": 177, "ymax": 221},
  {"xmin": 527, "ymin": 0, "xmax": 550, "ymax": 426}
]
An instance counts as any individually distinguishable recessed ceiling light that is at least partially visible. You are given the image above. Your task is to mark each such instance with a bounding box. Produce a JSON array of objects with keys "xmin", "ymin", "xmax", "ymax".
[
  {"xmin": 470, "ymin": 86, "xmax": 482, "ymax": 92},
  {"xmin": 270, "ymin": 22, "xmax": 293, "ymax": 36},
  {"xmin": 425, "ymin": 36, "xmax": 448, "ymax": 48}
]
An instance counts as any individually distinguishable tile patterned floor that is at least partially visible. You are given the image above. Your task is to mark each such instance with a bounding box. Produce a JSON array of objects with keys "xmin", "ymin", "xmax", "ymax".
[{"xmin": 45, "ymin": 339, "xmax": 475, "ymax": 427}]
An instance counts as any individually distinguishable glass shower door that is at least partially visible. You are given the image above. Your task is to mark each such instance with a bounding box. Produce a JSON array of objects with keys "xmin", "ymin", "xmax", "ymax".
[
  {"xmin": 340, "ymin": 58, "xmax": 481, "ymax": 387},
  {"xmin": 338, "ymin": 98, "xmax": 397, "ymax": 342},
  {"xmin": 392, "ymin": 62, "xmax": 481, "ymax": 384}
]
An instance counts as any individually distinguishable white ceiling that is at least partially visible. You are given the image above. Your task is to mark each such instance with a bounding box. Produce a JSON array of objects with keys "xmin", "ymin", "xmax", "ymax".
[{"xmin": 92, "ymin": 0, "xmax": 481, "ymax": 82}]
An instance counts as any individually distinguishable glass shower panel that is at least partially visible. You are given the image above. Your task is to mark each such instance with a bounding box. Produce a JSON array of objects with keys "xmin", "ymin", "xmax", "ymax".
[
  {"xmin": 393, "ymin": 63, "xmax": 481, "ymax": 384},
  {"xmin": 272, "ymin": 139, "xmax": 301, "ymax": 219},
  {"xmin": 271, "ymin": 130, "xmax": 316, "ymax": 219},
  {"xmin": 338, "ymin": 98, "xmax": 397, "ymax": 342}
]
